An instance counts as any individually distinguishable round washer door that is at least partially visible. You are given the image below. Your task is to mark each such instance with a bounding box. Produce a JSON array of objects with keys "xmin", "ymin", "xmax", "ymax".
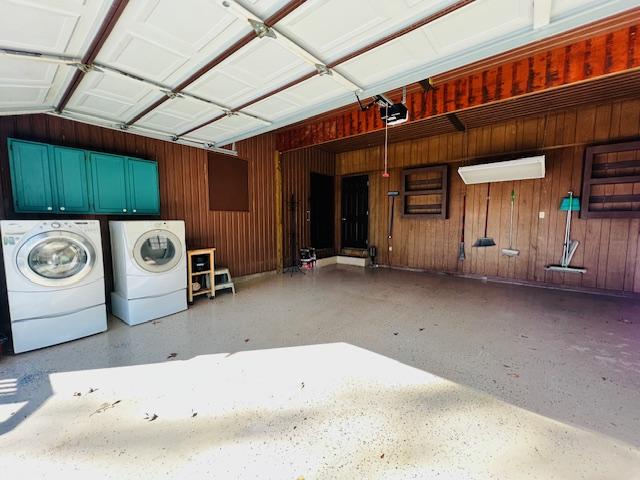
[
  {"xmin": 17, "ymin": 231, "xmax": 96, "ymax": 287},
  {"xmin": 132, "ymin": 229, "xmax": 182, "ymax": 273}
]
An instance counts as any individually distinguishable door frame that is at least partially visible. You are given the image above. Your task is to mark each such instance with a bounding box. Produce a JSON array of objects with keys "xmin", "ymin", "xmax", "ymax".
[
  {"xmin": 309, "ymin": 172, "xmax": 335, "ymax": 251},
  {"xmin": 339, "ymin": 173, "xmax": 369, "ymax": 251}
]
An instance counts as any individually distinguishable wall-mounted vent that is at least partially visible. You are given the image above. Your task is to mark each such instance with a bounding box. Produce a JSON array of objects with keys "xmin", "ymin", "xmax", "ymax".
[{"xmin": 458, "ymin": 155, "xmax": 546, "ymax": 184}]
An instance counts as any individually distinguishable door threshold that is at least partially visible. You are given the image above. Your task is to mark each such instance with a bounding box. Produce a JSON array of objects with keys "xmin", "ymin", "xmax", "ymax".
[
  {"xmin": 316, "ymin": 256, "xmax": 367, "ymax": 268},
  {"xmin": 340, "ymin": 248, "xmax": 368, "ymax": 258}
]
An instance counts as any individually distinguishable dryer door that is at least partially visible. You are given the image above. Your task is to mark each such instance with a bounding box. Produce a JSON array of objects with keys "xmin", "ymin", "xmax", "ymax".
[
  {"xmin": 132, "ymin": 229, "xmax": 182, "ymax": 273},
  {"xmin": 17, "ymin": 231, "xmax": 96, "ymax": 287}
]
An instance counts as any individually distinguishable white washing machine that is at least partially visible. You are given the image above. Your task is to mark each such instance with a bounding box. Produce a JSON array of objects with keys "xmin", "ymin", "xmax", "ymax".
[
  {"xmin": 109, "ymin": 221, "xmax": 187, "ymax": 326},
  {"xmin": 1, "ymin": 220, "xmax": 107, "ymax": 353}
]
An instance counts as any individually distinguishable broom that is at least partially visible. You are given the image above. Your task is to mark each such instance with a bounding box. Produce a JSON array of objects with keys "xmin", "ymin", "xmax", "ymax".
[{"xmin": 473, "ymin": 183, "xmax": 496, "ymax": 248}]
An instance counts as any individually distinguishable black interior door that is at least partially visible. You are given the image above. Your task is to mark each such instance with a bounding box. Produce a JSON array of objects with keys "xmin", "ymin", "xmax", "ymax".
[
  {"xmin": 310, "ymin": 173, "xmax": 334, "ymax": 250},
  {"xmin": 341, "ymin": 175, "xmax": 368, "ymax": 249}
]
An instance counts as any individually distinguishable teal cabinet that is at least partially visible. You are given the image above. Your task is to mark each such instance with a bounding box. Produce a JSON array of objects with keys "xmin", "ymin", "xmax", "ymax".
[
  {"xmin": 53, "ymin": 146, "xmax": 91, "ymax": 213},
  {"xmin": 90, "ymin": 152, "xmax": 129, "ymax": 214},
  {"xmin": 8, "ymin": 138, "xmax": 160, "ymax": 216},
  {"xmin": 8, "ymin": 139, "xmax": 55, "ymax": 213},
  {"xmin": 128, "ymin": 158, "xmax": 160, "ymax": 214}
]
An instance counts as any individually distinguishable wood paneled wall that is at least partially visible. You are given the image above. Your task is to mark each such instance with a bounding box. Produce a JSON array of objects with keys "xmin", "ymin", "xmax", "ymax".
[
  {"xmin": 281, "ymin": 148, "xmax": 335, "ymax": 266},
  {"xmin": 0, "ymin": 114, "xmax": 278, "ymax": 310},
  {"xmin": 336, "ymin": 99, "xmax": 640, "ymax": 294}
]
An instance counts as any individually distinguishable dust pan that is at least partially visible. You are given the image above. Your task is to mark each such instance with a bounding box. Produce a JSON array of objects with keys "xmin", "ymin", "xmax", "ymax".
[{"xmin": 560, "ymin": 195, "xmax": 580, "ymax": 211}]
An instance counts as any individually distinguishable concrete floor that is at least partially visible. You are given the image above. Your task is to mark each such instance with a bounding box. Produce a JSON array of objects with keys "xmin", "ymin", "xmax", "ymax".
[{"xmin": 1, "ymin": 266, "xmax": 639, "ymax": 479}]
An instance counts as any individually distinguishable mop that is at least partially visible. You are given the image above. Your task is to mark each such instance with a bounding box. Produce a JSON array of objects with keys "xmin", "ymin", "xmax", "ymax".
[
  {"xmin": 473, "ymin": 183, "xmax": 496, "ymax": 248},
  {"xmin": 545, "ymin": 191, "xmax": 586, "ymax": 274},
  {"xmin": 459, "ymin": 193, "xmax": 466, "ymax": 260},
  {"xmin": 501, "ymin": 190, "xmax": 520, "ymax": 257}
]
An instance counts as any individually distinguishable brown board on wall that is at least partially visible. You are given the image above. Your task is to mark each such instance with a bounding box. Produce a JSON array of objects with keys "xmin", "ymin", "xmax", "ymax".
[{"xmin": 208, "ymin": 152, "xmax": 249, "ymax": 212}]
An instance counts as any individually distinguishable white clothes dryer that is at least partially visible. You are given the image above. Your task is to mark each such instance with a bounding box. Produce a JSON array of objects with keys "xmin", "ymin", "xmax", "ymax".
[{"xmin": 109, "ymin": 220, "xmax": 187, "ymax": 325}]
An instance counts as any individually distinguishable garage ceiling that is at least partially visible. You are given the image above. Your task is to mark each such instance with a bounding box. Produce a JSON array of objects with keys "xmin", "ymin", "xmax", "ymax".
[{"xmin": 0, "ymin": 0, "xmax": 637, "ymax": 150}]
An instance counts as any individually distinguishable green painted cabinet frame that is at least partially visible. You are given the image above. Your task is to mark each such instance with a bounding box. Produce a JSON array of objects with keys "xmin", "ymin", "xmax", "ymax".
[
  {"xmin": 90, "ymin": 152, "xmax": 130, "ymax": 214},
  {"xmin": 8, "ymin": 139, "xmax": 55, "ymax": 213},
  {"xmin": 8, "ymin": 138, "xmax": 160, "ymax": 215},
  {"xmin": 128, "ymin": 158, "xmax": 160, "ymax": 214},
  {"xmin": 53, "ymin": 146, "xmax": 92, "ymax": 213}
]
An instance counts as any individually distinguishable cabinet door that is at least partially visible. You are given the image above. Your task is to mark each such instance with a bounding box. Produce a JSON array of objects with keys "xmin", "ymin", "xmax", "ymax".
[
  {"xmin": 90, "ymin": 152, "xmax": 129, "ymax": 214},
  {"xmin": 8, "ymin": 139, "xmax": 55, "ymax": 213},
  {"xmin": 128, "ymin": 158, "xmax": 160, "ymax": 214},
  {"xmin": 53, "ymin": 147, "xmax": 91, "ymax": 213}
]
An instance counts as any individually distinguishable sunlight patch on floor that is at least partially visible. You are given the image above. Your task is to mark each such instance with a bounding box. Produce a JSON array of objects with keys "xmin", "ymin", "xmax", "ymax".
[{"xmin": 1, "ymin": 342, "xmax": 638, "ymax": 479}]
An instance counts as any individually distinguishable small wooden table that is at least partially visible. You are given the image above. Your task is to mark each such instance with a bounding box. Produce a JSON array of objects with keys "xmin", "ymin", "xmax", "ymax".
[{"xmin": 187, "ymin": 248, "xmax": 216, "ymax": 303}]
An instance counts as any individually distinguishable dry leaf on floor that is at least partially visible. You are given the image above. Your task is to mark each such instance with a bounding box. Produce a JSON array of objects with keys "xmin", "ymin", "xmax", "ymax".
[{"xmin": 90, "ymin": 400, "xmax": 121, "ymax": 416}]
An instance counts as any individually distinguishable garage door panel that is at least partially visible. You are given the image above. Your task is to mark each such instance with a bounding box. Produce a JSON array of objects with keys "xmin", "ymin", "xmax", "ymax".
[
  {"xmin": 277, "ymin": 0, "xmax": 457, "ymax": 63},
  {"xmin": 186, "ymin": 39, "xmax": 311, "ymax": 108},
  {"xmin": 340, "ymin": 31, "xmax": 438, "ymax": 86},
  {"xmin": 137, "ymin": 97, "xmax": 224, "ymax": 134},
  {"xmin": 423, "ymin": 0, "xmax": 532, "ymax": 55},
  {"xmin": 0, "ymin": 57, "xmax": 58, "ymax": 86},
  {"xmin": 67, "ymin": 71, "xmax": 163, "ymax": 121},
  {"xmin": 243, "ymin": 94, "xmax": 303, "ymax": 121},
  {"xmin": 188, "ymin": 114, "xmax": 266, "ymax": 144}
]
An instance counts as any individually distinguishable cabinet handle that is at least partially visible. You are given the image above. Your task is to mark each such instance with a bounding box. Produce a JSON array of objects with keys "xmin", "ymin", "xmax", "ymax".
[
  {"xmin": 60, "ymin": 207, "xmax": 65, "ymax": 211},
  {"xmin": 47, "ymin": 206, "xmax": 53, "ymax": 211},
  {"xmin": 122, "ymin": 208, "xmax": 127, "ymax": 212},
  {"xmin": 133, "ymin": 209, "xmax": 137, "ymax": 213}
]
